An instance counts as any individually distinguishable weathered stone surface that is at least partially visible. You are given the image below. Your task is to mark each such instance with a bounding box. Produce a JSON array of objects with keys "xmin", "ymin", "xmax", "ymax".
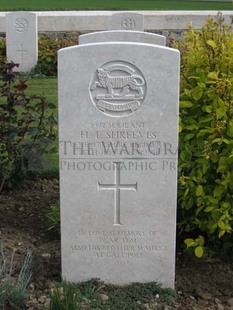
[
  {"xmin": 0, "ymin": 11, "xmax": 232, "ymax": 33},
  {"xmin": 6, "ymin": 12, "xmax": 38, "ymax": 72},
  {"xmin": 108, "ymin": 12, "xmax": 144, "ymax": 31},
  {"xmin": 58, "ymin": 41, "xmax": 179, "ymax": 288},
  {"xmin": 79, "ymin": 30, "xmax": 165, "ymax": 46}
]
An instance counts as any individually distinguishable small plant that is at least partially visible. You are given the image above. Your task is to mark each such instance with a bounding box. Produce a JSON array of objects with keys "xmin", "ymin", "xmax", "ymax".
[
  {"xmin": 0, "ymin": 62, "xmax": 57, "ymax": 192},
  {"xmin": 0, "ymin": 246, "xmax": 32, "ymax": 310},
  {"xmin": 47, "ymin": 202, "xmax": 60, "ymax": 233},
  {"xmin": 50, "ymin": 281, "xmax": 82, "ymax": 310},
  {"xmin": 184, "ymin": 235, "xmax": 205, "ymax": 258},
  {"xmin": 173, "ymin": 13, "xmax": 233, "ymax": 256},
  {"xmin": 49, "ymin": 279, "xmax": 179, "ymax": 309}
]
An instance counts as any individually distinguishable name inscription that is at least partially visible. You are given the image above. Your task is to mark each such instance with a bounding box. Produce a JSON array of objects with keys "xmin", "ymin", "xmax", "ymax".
[{"xmin": 60, "ymin": 121, "xmax": 177, "ymax": 160}]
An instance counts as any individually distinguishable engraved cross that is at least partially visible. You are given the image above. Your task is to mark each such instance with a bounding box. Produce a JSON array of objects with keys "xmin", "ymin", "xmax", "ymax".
[
  {"xmin": 98, "ymin": 162, "xmax": 137, "ymax": 226},
  {"xmin": 16, "ymin": 44, "xmax": 27, "ymax": 63}
]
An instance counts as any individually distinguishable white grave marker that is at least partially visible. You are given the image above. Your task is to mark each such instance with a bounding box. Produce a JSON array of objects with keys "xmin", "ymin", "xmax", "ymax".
[
  {"xmin": 79, "ymin": 30, "xmax": 166, "ymax": 46},
  {"xmin": 109, "ymin": 12, "xmax": 144, "ymax": 31},
  {"xmin": 59, "ymin": 41, "xmax": 180, "ymax": 288},
  {"xmin": 6, "ymin": 12, "xmax": 38, "ymax": 72}
]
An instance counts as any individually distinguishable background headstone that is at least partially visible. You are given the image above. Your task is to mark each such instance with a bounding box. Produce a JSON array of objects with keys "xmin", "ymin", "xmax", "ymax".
[
  {"xmin": 108, "ymin": 12, "xmax": 144, "ymax": 31},
  {"xmin": 59, "ymin": 41, "xmax": 179, "ymax": 288},
  {"xmin": 6, "ymin": 12, "xmax": 38, "ymax": 72},
  {"xmin": 79, "ymin": 30, "xmax": 166, "ymax": 46}
]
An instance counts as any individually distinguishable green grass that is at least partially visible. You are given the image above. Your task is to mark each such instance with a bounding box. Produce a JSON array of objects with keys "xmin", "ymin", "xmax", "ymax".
[
  {"xmin": 0, "ymin": 76, "xmax": 58, "ymax": 109},
  {"xmin": 50, "ymin": 280, "xmax": 179, "ymax": 310},
  {"xmin": 0, "ymin": 0, "xmax": 232, "ymax": 11},
  {"xmin": 26, "ymin": 76, "xmax": 58, "ymax": 104},
  {"xmin": 0, "ymin": 75, "xmax": 59, "ymax": 180},
  {"xmin": 27, "ymin": 77, "xmax": 59, "ymax": 176},
  {"xmin": 9, "ymin": 76, "xmax": 59, "ymax": 177}
]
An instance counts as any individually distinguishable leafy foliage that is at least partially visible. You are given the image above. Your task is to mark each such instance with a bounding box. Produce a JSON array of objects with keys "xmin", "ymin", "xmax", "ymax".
[
  {"xmin": 174, "ymin": 14, "xmax": 233, "ymax": 256},
  {"xmin": 184, "ymin": 235, "xmax": 205, "ymax": 258},
  {"xmin": 0, "ymin": 35, "xmax": 77, "ymax": 76},
  {"xmin": 0, "ymin": 62, "xmax": 57, "ymax": 192},
  {"xmin": 32, "ymin": 35, "xmax": 78, "ymax": 76},
  {"xmin": 0, "ymin": 246, "xmax": 32, "ymax": 310},
  {"xmin": 0, "ymin": 38, "xmax": 6, "ymax": 74}
]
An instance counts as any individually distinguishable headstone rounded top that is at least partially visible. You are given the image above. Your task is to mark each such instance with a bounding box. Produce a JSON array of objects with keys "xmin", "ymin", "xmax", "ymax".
[
  {"xmin": 90, "ymin": 60, "xmax": 147, "ymax": 117},
  {"xmin": 79, "ymin": 30, "xmax": 166, "ymax": 47}
]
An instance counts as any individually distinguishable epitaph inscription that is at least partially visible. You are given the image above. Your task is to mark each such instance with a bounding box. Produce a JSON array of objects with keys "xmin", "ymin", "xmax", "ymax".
[
  {"xmin": 90, "ymin": 61, "xmax": 146, "ymax": 117},
  {"xmin": 69, "ymin": 229, "xmax": 167, "ymax": 260}
]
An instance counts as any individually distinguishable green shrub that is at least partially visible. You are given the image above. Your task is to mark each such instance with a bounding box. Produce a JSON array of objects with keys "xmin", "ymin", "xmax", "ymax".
[
  {"xmin": 0, "ymin": 63, "xmax": 57, "ymax": 192},
  {"xmin": 0, "ymin": 35, "xmax": 78, "ymax": 77},
  {"xmin": 174, "ymin": 14, "xmax": 233, "ymax": 256},
  {"xmin": 33, "ymin": 34, "xmax": 78, "ymax": 76},
  {"xmin": 0, "ymin": 38, "xmax": 6, "ymax": 73},
  {"xmin": 0, "ymin": 246, "xmax": 32, "ymax": 310}
]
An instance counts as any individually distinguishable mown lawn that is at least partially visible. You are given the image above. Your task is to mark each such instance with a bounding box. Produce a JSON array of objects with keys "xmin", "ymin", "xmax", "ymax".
[
  {"xmin": 0, "ymin": 0, "xmax": 232, "ymax": 10},
  {"xmin": 27, "ymin": 77, "xmax": 59, "ymax": 175},
  {"xmin": 0, "ymin": 76, "xmax": 58, "ymax": 108},
  {"xmin": 26, "ymin": 77, "xmax": 58, "ymax": 106},
  {"xmin": 0, "ymin": 75, "xmax": 59, "ymax": 175}
]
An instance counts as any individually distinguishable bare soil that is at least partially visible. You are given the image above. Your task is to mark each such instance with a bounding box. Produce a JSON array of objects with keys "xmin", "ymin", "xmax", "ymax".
[{"xmin": 0, "ymin": 179, "xmax": 233, "ymax": 309}]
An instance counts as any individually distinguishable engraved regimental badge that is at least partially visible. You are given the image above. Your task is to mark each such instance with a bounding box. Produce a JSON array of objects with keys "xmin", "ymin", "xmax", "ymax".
[
  {"xmin": 14, "ymin": 18, "xmax": 29, "ymax": 32},
  {"xmin": 121, "ymin": 18, "xmax": 136, "ymax": 30},
  {"xmin": 90, "ymin": 61, "xmax": 146, "ymax": 117}
]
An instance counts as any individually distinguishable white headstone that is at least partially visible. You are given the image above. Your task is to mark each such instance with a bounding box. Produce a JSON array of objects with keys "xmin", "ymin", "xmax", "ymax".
[
  {"xmin": 109, "ymin": 12, "xmax": 144, "ymax": 31},
  {"xmin": 59, "ymin": 41, "xmax": 180, "ymax": 288},
  {"xmin": 79, "ymin": 30, "xmax": 166, "ymax": 46},
  {"xmin": 6, "ymin": 12, "xmax": 38, "ymax": 72}
]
